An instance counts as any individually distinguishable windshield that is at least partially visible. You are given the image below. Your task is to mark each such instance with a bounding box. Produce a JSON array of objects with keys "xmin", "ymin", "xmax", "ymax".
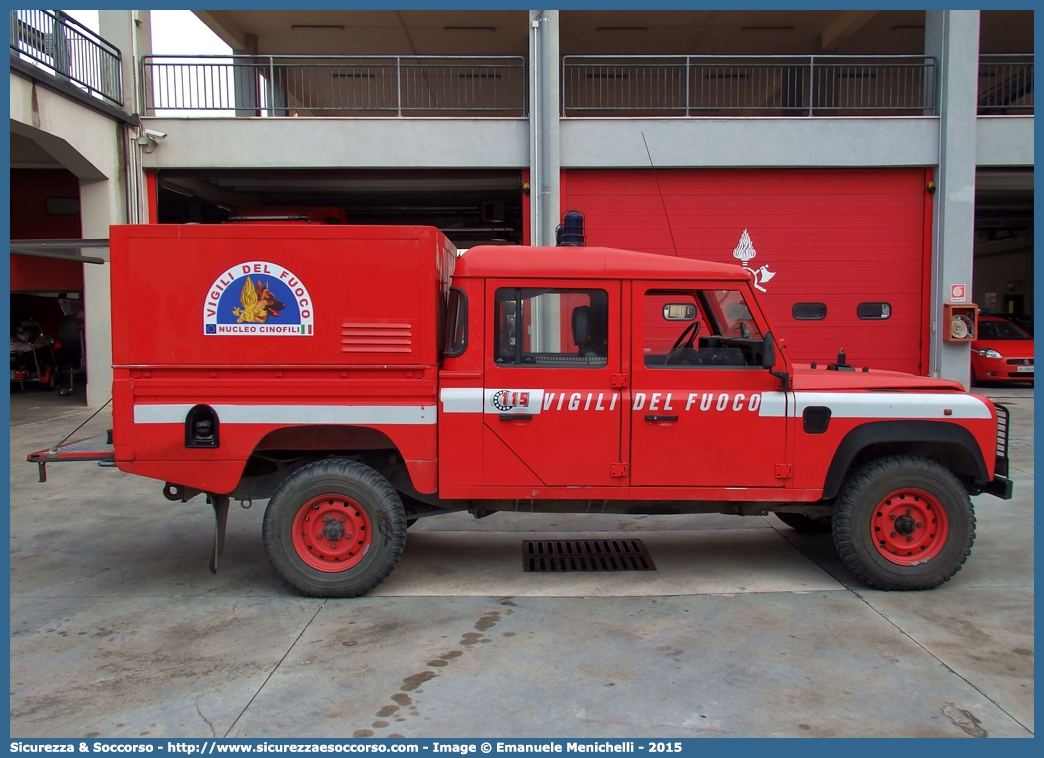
[{"xmin": 978, "ymin": 320, "xmax": 1031, "ymax": 340}]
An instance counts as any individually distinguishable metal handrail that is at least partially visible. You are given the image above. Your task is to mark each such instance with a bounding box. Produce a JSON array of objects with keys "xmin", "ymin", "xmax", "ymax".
[
  {"xmin": 978, "ymin": 54, "xmax": 1033, "ymax": 115},
  {"xmin": 9, "ymin": 9, "xmax": 122, "ymax": 106},
  {"xmin": 562, "ymin": 54, "xmax": 936, "ymax": 117},
  {"xmin": 140, "ymin": 54, "xmax": 527, "ymax": 117}
]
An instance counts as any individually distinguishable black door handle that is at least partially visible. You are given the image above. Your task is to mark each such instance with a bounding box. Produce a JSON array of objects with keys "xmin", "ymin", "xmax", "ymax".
[
  {"xmin": 500, "ymin": 413, "xmax": 534, "ymax": 421},
  {"xmin": 645, "ymin": 415, "xmax": 679, "ymax": 422}
]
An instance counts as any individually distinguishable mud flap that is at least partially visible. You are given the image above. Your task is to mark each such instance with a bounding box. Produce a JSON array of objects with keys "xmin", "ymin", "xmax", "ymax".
[{"xmin": 209, "ymin": 495, "xmax": 230, "ymax": 574}]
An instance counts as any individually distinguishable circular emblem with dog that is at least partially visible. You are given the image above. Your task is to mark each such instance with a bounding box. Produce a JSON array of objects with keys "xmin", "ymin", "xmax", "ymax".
[{"xmin": 203, "ymin": 261, "xmax": 314, "ymax": 336}]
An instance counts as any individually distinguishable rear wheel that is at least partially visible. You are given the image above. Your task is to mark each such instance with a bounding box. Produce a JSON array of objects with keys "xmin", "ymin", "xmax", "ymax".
[
  {"xmin": 262, "ymin": 459, "xmax": 406, "ymax": 597},
  {"xmin": 832, "ymin": 456, "xmax": 975, "ymax": 591},
  {"xmin": 775, "ymin": 512, "xmax": 831, "ymax": 533}
]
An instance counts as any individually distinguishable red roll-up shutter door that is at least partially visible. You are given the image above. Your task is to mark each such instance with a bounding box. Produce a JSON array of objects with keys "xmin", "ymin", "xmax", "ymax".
[{"xmin": 563, "ymin": 168, "xmax": 929, "ymax": 375}]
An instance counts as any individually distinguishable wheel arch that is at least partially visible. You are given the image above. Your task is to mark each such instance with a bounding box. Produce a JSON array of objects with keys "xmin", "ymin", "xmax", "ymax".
[
  {"xmin": 821, "ymin": 421, "xmax": 989, "ymax": 500},
  {"xmin": 230, "ymin": 424, "xmax": 435, "ymax": 500}
]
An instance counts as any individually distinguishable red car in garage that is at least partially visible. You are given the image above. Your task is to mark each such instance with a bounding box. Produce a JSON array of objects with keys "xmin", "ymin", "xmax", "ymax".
[{"xmin": 971, "ymin": 315, "xmax": 1034, "ymax": 384}]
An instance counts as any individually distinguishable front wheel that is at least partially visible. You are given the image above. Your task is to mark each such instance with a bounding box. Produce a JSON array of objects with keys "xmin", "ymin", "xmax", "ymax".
[
  {"xmin": 262, "ymin": 459, "xmax": 406, "ymax": 597},
  {"xmin": 832, "ymin": 456, "xmax": 975, "ymax": 591}
]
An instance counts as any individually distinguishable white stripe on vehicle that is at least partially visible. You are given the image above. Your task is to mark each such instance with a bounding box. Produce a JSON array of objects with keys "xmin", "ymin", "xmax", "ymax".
[
  {"xmin": 757, "ymin": 392, "xmax": 788, "ymax": 417},
  {"xmin": 408, "ymin": 388, "xmax": 991, "ymax": 422},
  {"xmin": 789, "ymin": 392, "xmax": 992, "ymax": 420},
  {"xmin": 134, "ymin": 404, "xmax": 436, "ymax": 425},
  {"xmin": 440, "ymin": 388, "xmax": 484, "ymax": 413}
]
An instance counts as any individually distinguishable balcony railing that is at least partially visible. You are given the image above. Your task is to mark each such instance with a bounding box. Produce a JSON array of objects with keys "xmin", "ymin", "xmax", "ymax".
[
  {"xmin": 562, "ymin": 55, "xmax": 936, "ymax": 117},
  {"xmin": 978, "ymin": 54, "xmax": 1033, "ymax": 115},
  {"xmin": 9, "ymin": 9, "xmax": 122, "ymax": 106},
  {"xmin": 141, "ymin": 55, "xmax": 527, "ymax": 117}
]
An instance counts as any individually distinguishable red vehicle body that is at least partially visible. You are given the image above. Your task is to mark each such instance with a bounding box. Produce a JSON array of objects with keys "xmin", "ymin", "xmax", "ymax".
[
  {"xmin": 31, "ymin": 225, "xmax": 1013, "ymax": 597},
  {"xmin": 970, "ymin": 315, "xmax": 1034, "ymax": 384}
]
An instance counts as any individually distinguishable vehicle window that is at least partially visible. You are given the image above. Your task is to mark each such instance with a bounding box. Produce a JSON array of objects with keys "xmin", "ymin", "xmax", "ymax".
[
  {"xmin": 978, "ymin": 320, "xmax": 1031, "ymax": 340},
  {"xmin": 643, "ymin": 293, "xmax": 707, "ymax": 356},
  {"xmin": 444, "ymin": 287, "xmax": 467, "ymax": 357},
  {"xmin": 644, "ymin": 289, "xmax": 764, "ymax": 369},
  {"xmin": 494, "ymin": 287, "xmax": 608, "ymax": 367},
  {"xmin": 710, "ymin": 290, "xmax": 763, "ymax": 340}
]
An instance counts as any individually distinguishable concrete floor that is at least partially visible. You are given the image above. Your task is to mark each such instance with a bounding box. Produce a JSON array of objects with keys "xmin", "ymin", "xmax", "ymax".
[{"xmin": 8, "ymin": 384, "xmax": 1034, "ymax": 739}]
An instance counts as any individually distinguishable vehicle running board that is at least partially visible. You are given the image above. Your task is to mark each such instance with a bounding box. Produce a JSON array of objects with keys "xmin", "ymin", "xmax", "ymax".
[{"xmin": 27, "ymin": 433, "xmax": 115, "ymax": 483}]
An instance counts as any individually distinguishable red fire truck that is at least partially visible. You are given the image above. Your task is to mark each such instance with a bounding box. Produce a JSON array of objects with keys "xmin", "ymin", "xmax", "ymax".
[{"xmin": 30, "ymin": 225, "xmax": 1012, "ymax": 597}]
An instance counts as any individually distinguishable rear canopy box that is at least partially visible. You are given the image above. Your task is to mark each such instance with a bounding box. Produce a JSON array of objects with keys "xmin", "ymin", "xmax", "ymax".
[{"xmin": 110, "ymin": 225, "xmax": 456, "ymax": 368}]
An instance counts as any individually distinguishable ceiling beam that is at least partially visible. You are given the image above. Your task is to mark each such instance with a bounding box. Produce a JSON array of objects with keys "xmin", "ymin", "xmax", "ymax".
[
  {"xmin": 821, "ymin": 10, "xmax": 878, "ymax": 51},
  {"xmin": 161, "ymin": 177, "xmax": 259, "ymax": 208},
  {"xmin": 193, "ymin": 10, "xmax": 247, "ymax": 50}
]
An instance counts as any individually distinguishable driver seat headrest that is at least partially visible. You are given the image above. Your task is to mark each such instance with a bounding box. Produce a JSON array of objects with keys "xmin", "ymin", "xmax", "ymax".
[{"xmin": 571, "ymin": 305, "xmax": 591, "ymax": 346}]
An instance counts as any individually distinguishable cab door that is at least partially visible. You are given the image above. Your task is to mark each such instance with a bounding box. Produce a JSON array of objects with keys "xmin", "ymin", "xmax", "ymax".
[
  {"xmin": 630, "ymin": 281, "xmax": 789, "ymax": 488},
  {"xmin": 484, "ymin": 279, "xmax": 623, "ymax": 487}
]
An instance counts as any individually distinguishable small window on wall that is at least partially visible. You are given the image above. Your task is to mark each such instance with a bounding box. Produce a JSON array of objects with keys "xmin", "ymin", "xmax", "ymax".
[
  {"xmin": 857, "ymin": 302, "xmax": 892, "ymax": 320},
  {"xmin": 793, "ymin": 302, "xmax": 827, "ymax": 321},
  {"xmin": 494, "ymin": 287, "xmax": 608, "ymax": 367},
  {"xmin": 45, "ymin": 198, "xmax": 80, "ymax": 215}
]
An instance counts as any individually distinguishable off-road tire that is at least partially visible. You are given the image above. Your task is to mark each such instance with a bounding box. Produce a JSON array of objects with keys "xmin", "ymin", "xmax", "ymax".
[
  {"xmin": 832, "ymin": 455, "xmax": 975, "ymax": 591},
  {"xmin": 775, "ymin": 512, "xmax": 831, "ymax": 533},
  {"xmin": 262, "ymin": 459, "xmax": 406, "ymax": 597}
]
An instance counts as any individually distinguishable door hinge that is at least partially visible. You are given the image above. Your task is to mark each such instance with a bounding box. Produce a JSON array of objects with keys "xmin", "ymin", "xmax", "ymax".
[
  {"xmin": 775, "ymin": 464, "xmax": 793, "ymax": 480},
  {"xmin": 610, "ymin": 462, "xmax": 628, "ymax": 478},
  {"xmin": 611, "ymin": 374, "xmax": 628, "ymax": 388}
]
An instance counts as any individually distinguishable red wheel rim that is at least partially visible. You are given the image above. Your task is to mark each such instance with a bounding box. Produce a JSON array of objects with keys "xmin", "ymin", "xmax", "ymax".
[
  {"xmin": 291, "ymin": 494, "xmax": 372, "ymax": 572},
  {"xmin": 870, "ymin": 488, "xmax": 949, "ymax": 565}
]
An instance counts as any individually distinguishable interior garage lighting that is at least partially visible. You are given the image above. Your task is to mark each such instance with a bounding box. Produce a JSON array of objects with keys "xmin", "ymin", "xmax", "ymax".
[
  {"xmin": 444, "ymin": 26, "xmax": 496, "ymax": 32},
  {"xmin": 742, "ymin": 26, "xmax": 795, "ymax": 32},
  {"xmin": 291, "ymin": 25, "xmax": 345, "ymax": 30}
]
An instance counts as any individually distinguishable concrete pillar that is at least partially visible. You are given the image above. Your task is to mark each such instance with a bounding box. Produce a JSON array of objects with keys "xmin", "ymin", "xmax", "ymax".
[
  {"xmin": 80, "ymin": 176, "xmax": 126, "ymax": 407},
  {"xmin": 99, "ymin": 10, "xmax": 151, "ymax": 116},
  {"xmin": 925, "ymin": 10, "xmax": 979, "ymax": 388},
  {"xmin": 234, "ymin": 33, "xmax": 261, "ymax": 118},
  {"xmin": 529, "ymin": 10, "xmax": 560, "ymax": 247},
  {"xmin": 100, "ymin": 10, "xmax": 149, "ymax": 226}
]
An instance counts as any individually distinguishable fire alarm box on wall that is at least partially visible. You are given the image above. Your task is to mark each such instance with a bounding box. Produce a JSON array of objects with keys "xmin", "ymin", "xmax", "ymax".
[{"xmin": 943, "ymin": 303, "xmax": 978, "ymax": 341}]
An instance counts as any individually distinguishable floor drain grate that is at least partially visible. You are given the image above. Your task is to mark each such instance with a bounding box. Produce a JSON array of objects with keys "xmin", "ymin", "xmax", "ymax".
[{"xmin": 523, "ymin": 539, "xmax": 656, "ymax": 573}]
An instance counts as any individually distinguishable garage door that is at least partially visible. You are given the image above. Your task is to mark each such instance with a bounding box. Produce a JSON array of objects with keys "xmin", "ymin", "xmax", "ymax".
[{"xmin": 563, "ymin": 168, "xmax": 929, "ymax": 375}]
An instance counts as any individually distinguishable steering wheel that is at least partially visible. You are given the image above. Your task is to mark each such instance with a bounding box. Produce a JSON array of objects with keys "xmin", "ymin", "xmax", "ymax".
[{"xmin": 665, "ymin": 321, "xmax": 701, "ymax": 365}]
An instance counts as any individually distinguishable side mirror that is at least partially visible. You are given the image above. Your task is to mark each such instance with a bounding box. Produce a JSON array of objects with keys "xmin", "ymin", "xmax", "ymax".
[
  {"xmin": 763, "ymin": 331, "xmax": 790, "ymax": 390},
  {"xmin": 763, "ymin": 331, "xmax": 777, "ymax": 369}
]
